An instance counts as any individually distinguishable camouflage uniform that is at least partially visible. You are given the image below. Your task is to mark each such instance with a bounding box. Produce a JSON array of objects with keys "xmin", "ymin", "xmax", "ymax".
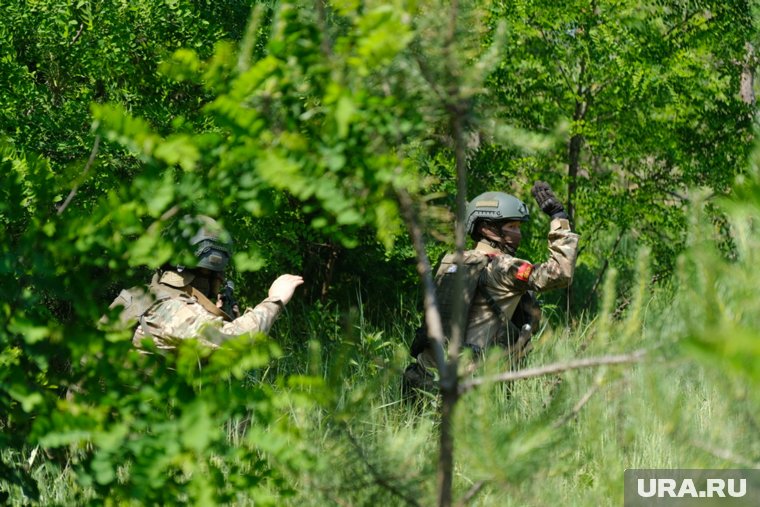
[
  {"xmin": 417, "ymin": 217, "xmax": 578, "ymax": 369},
  {"xmin": 109, "ymin": 270, "xmax": 283, "ymax": 351}
]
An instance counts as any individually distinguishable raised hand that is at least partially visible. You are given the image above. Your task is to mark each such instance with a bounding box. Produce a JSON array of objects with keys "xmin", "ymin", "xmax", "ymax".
[
  {"xmin": 267, "ymin": 274, "xmax": 305, "ymax": 305},
  {"xmin": 531, "ymin": 181, "xmax": 568, "ymax": 220}
]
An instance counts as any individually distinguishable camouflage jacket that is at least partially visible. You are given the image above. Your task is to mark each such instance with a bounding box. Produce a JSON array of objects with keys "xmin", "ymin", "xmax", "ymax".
[
  {"xmin": 108, "ymin": 271, "xmax": 283, "ymax": 351},
  {"xmin": 465, "ymin": 217, "xmax": 579, "ymax": 349},
  {"xmin": 418, "ymin": 217, "xmax": 578, "ymax": 367}
]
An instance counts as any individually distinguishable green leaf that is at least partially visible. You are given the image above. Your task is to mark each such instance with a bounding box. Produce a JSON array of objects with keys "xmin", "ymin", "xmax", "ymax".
[
  {"xmin": 144, "ymin": 172, "xmax": 175, "ymax": 217},
  {"xmin": 233, "ymin": 251, "xmax": 266, "ymax": 272},
  {"xmin": 180, "ymin": 401, "xmax": 213, "ymax": 452},
  {"xmin": 8, "ymin": 386, "xmax": 44, "ymax": 412},
  {"xmin": 153, "ymin": 135, "xmax": 200, "ymax": 172},
  {"xmin": 334, "ymin": 95, "xmax": 356, "ymax": 139},
  {"xmin": 8, "ymin": 317, "xmax": 50, "ymax": 344}
]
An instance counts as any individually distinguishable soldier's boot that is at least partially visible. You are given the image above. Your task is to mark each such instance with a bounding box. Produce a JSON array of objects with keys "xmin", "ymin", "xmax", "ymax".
[{"xmin": 401, "ymin": 362, "xmax": 438, "ymax": 404}]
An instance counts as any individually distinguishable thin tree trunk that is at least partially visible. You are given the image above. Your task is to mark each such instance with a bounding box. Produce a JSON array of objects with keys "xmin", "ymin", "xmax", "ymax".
[
  {"xmin": 435, "ymin": 0, "xmax": 468, "ymax": 504},
  {"xmin": 435, "ymin": 102, "xmax": 469, "ymax": 507},
  {"xmin": 319, "ymin": 244, "xmax": 339, "ymax": 303},
  {"xmin": 566, "ymin": 60, "xmax": 588, "ymax": 315},
  {"xmin": 740, "ymin": 42, "xmax": 755, "ymax": 105},
  {"xmin": 396, "ymin": 189, "xmax": 447, "ymax": 375},
  {"xmin": 567, "ymin": 100, "xmax": 587, "ymax": 221}
]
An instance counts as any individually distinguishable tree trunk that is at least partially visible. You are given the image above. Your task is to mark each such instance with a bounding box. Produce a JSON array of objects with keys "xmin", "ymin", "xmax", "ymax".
[
  {"xmin": 740, "ymin": 42, "xmax": 755, "ymax": 105},
  {"xmin": 567, "ymin": 99, "xmax": 587, "ymax": 223}
]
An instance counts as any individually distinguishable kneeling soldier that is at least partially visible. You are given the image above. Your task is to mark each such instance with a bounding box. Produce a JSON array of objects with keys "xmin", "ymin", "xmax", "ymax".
[
  {"xmin": 107, "ymin": 215, "xmax": 303, "ymax": 351},
  {"xmin": 404, "ymin": 181, "xmax": 579, "ymax": 395}
]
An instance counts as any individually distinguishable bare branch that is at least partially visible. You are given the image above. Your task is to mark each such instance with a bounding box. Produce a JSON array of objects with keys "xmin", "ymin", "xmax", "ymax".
[
  {"xmin": 535, "ymin": 27, "xmax": 576, "ymax": 96},
  {"xmin": 396, "ymin": 188, "xmax": 447, "ymax": 376},
  {"xmin": 553, "ymin": 381, "xmax": 600, "ymax": 428},
  {"xmin": 664, "ymin": 9, "xmax": 703, "ymax": 40},
  {"xmin": 345, "ymin": 430, "xmax": 422, "ymax": 507},
  {"xmin": 662, "ymin": 189, "xmax": 689, "ymax": 203},
  {"xmin": 693, "ymin": 441, "xmax": 760, "ymax": 469},
  {"xmin": 457, "ymin": 481, "xmax": 486, "ymax": 507},
  {"xmin": 157, "ymin": 205, "xmax": 180, "ymax": 223},
  {"xmin": 412, "ymin": 52, "xmax": 447, "ymax": 103},
  {"xmin": 459, "ymin": 349, "xmax": 647, "ymax": 394},
  {"xmin": 57, "ymin": 135, "xmax": 101, "ymax": 215},
  {"xmin": 581, "ymin": 231, "xmax": 624, "ymax": 315},
  {"xmin": 70, "ymin": 23, "xmax": 84, "ymax": 45},
  {"xmin": 553, "ymin": 370, "xmax": 631, "ymax": 429},
  {"xmin": 456, "ymin": 480, "xmax": 486, "ymax": 507}
]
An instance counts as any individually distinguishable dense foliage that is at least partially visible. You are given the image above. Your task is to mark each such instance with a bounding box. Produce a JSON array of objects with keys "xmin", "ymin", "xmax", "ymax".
[{"xmin": 1, "ymin": 0, "xmax": 758, "ymax": 505}]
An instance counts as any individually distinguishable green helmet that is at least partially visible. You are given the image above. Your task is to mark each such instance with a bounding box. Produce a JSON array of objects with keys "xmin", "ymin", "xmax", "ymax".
[
  {"xmin": 184, "ymin": 215, "xmax": 232, "ymax": 272},
  {"xmin": 465, "ymin": 191, "xmax": 530, "ymax": 235}
]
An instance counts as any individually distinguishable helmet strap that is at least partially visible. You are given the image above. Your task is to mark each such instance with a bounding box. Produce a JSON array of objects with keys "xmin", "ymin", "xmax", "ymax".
[{"xmin": 482, "ymin": 222, "xmax": 520, "ymax": 255}]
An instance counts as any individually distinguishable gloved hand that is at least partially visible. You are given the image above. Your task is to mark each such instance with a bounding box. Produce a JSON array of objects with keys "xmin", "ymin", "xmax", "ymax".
[
  {"xmin": 531, "ymin": 181, "xmax": 569, "ymax": 220},
  {"xmin": 268, "ymin": 274, "xmax": 305, "ymax": 305}
]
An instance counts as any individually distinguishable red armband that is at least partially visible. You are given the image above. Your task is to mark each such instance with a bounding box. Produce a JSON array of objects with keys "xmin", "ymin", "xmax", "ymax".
[{"xmin": 515, "ymin": 262, "xmax": 533, "ymax": 282}]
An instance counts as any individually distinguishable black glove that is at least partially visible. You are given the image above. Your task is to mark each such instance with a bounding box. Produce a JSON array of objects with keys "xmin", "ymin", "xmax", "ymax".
[{"xmin": 531, "ymin": 181, "xmax": 568, "ymax": 220}]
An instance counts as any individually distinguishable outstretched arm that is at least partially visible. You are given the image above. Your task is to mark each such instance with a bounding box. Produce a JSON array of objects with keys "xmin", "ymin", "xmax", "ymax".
[
  {"xmin": 220, "ymin": 274, "xmax": 304, "ymax": 336},
  {"xmin": 135, "ymin": 275, "xmax": 305, "ymax": 350}
]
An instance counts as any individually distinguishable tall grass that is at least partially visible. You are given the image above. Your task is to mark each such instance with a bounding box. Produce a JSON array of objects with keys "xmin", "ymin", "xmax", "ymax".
[
  {"xmin": 7, "ymin": 269, "xmax": 757, "ymax": 505},
  {"xmin": 7, "ymin": 174, "xmax": 760, "ymax": 505},
  {"xmin": 268, "ymin": 193, "xmax": 760, "ymax": 506}
]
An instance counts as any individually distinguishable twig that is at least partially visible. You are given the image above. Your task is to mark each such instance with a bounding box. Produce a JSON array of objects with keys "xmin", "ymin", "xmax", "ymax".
[
  {"xmin": 553, "ymin": 379, "xmax": 602, "ymax": 428},
  {"xmin": 70, "ymin": 23, "xmax": 84, "ymax": 45},
  {"xmin": 693, "ymin": 442, "xmax": 760, "ymax": 469},
  {"xmin": 581, "ymin": 231, "xmax": 624, "ymax": 314},
  {"xmin": 345, "ymin": 430, "xmax": 422, "ymax": 507},
  {"xmin": 459, "ymin": 349, "xmax": 647, "ymax": 394},
  {"xmin": 661, "ymin": 188, "xmax": 689, "ymax": 203},
  {"xmin": 535, "ymin": 27, "xmax": 576, "ymax": 96},
  {"xmin": 412, "ymin": 52, "xmax": 447, "ymax": 106},
  {"xmin": 664, "ymin": 9, "xmax": 703, "ymax": 40},
  {"xmin": 56, "ymin": 135, "xmax": 100, "ymax": 215},
  {"xmin": 456, "ymin": 480, "xmax": 486, "ymax": 507}
]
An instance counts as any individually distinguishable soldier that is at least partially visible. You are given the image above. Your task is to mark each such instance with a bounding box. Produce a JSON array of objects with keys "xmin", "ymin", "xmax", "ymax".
[
  {"xmin": 404, "ymin": 181, "xmax": 579, "ymax": 393},
  {"xmin": 107, "ymin": 215, "xmax": 303, "ymax": 351}
]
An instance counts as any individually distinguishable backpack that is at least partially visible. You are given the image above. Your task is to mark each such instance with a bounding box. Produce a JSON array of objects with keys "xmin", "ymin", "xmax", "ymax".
[
  {"xmin": 409, "ymin": 251, "xmax": 541, "ymax": 358},
  {"xmin": 403, "ymin": 251, "xmax": 542, "ymax": 400},
  {"xmin": 409, "ymin": 250, "xmax": 490, "ymax": 357},
  {"xmin": 104, "ymin": 272, "xmax": 188, "ymax": 331}
]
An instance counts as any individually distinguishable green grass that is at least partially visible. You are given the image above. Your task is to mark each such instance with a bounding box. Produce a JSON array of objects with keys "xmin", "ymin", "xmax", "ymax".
[
  {"xmin": 5, "ymin": 182, "xmax": 760, "ymax": 506},
  {"xmin": 4, "ymin": 282, "xmax": 757, "ymax": 506}
]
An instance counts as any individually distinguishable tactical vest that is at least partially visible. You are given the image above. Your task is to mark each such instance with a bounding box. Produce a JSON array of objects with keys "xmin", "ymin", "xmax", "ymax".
[
  {"xmin": 410, "ymin": 251, "xmax": 490, "ymax": 357},
  {"xmin": 106, "ymin": 272, "xmax": 189, "ymax": 328},
  {"xmin": 106, "ymin": 271, "xmax": 231, "ymax": 332},
  {"xmin": 409, "ymin": 251, "xmax": 539, "ymax": 358},
  {"xmin": 434, "ymin": 251, "xmax": 490, "ymax": 343}
]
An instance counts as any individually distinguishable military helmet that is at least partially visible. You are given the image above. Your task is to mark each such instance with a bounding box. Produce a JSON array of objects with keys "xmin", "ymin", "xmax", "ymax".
[
  {"xmin": 184, "ymin": 215, "xmax": 232, "ymax": 272},
  {"xmin": 465, "ymin": 191, "xmax": 530, "ymax": 235}
]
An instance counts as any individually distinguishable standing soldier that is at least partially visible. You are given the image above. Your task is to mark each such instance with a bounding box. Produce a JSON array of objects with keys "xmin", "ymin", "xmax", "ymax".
[
  {"xmin": 107, "ymin": 215, "xmax": 303, "ymax": 351},
  {"xmin": 404, "ymin": 181, "xmax": 579, "ymax": 393}
]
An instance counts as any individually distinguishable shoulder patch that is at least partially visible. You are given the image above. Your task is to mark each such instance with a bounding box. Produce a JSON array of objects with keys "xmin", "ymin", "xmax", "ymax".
[{"xmin": 515, "ymin": 262, "xmax": 533, "ymax": 282}]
